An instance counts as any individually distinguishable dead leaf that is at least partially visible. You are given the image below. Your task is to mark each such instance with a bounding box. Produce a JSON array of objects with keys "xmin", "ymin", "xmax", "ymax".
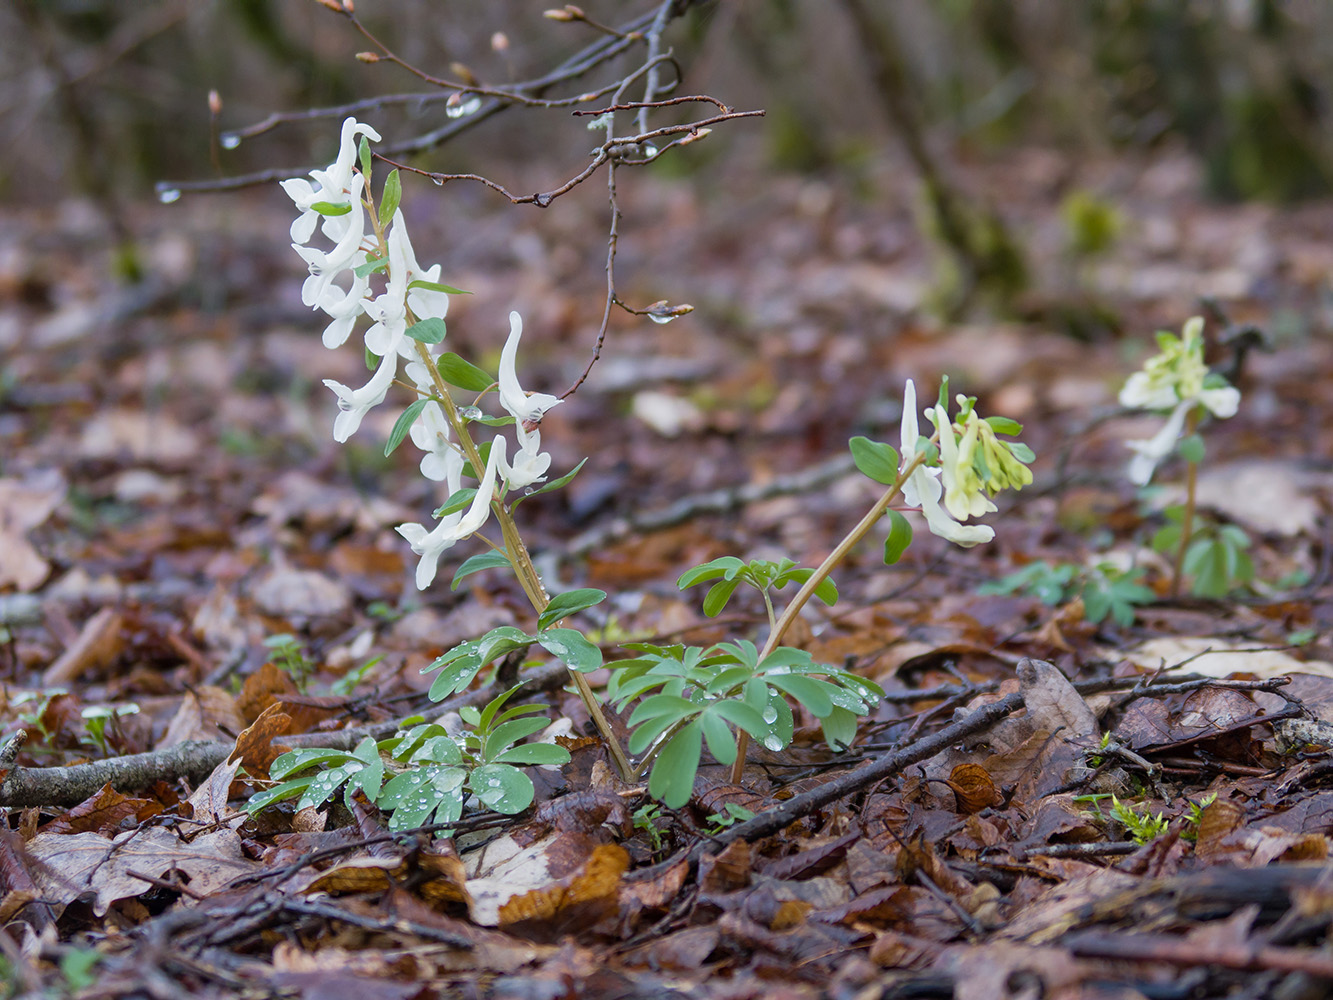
[
  {"xmin": 250, "ymin": 566, "xmax": 352, "ymax": 620},
  {"xmin": 945, "ymin": 763, "xmax": 1002, "ymax": 814},
  {"xmin": 40, "ymin": 784, "xmax": 161, "ymax": 836},
  {"xmin": 0, "ymin": 472, "xmax": 65, "ymax": 591},
  {"xmin": 158, "ymin": 686, "xmax": 246, "ymax": 749},
  {"xmin": 228, "ymin": 703, "xmax": 292, "ymax": 779},
  {"xmin": 236, "ymin": 661, "xmax": 299, "ymax": 723},
  {"xmin": 1124, "ymin": 637, "xmax": 1333, "ymax": 679},
  {"xmin": 42, "ymin": 607, "xmax": 125, "ymax": 685},
  {"xmin": 25, "ymin": 826, "xmax": 256, "ymax": 916},
  {"xmin": 1017, "ymin": 657, "xmax": 1098, "ymax": 739},
  {"xmin": 78, "ymin": 409, "xmax": 200, "ymax": 464},
  {"xmin": 464, "ymin": 832, "xmax": 623, "ymax": 928}
]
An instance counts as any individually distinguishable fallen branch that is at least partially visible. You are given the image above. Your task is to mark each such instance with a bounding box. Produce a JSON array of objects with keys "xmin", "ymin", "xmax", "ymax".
[
  {"xmin": 691, "ymin": 690, "xmax": 1026, "ymax": 861},
  {"xmin": 0, "ymin": 662, "xmax": 572, "ymax": 807}
]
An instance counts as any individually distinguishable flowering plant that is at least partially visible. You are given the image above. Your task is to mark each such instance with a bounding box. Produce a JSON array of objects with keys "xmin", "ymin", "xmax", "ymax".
[
  {"xmin": 247, "ymin": 115, "xmax": 1038, "ymax": 820},
  {"xmin": 1119, "ymin": 317, "xmax": 1248, "ymax": 597}
]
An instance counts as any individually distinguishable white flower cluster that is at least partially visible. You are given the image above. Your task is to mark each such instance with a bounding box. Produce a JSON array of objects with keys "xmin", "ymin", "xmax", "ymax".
[
  {"xmin": 283, "ymin": 117, "xmax": 562, "ymax": 589},
  {"xmin": 898, "ymin": 381, "xmax": 995, "ymax": 548},
  {"xmin": 1119, "ymin": 317, "xmax": 1240, "ymax": 485}
]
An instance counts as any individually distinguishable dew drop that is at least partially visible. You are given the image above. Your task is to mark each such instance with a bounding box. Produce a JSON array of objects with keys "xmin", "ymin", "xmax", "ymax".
[
  {"xmin": 220, "ymin": 133, "xmax": 242, "ymax": 150},
  {"xmin": 648, "ymin": 312, "xmax": 675, "ymax": 326},
  {"xmin": 431, "ymin": 176, "xmax": 444, "ymax": 186},
  {"xmin": 157, "ymin": 187, "xmax": 181, "ymax": 204},
  {"xmin": 763, "ymin": 735, "xmax": 783, "ymax": 752},
  {"xmin": 762, "ymin": 706, "xmax": 778, "ymax": 725},
  {"xmin": 641, "ymin": 143, "xmax": 658, "ymax": 158},
  {"xmin": 446, "ymin": 95, "xmax": 482, "ymax": 119}
]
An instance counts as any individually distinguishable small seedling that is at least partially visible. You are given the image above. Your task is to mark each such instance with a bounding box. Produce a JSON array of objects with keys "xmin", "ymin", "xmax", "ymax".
[{"xmin": 80, "ymin": 704, "xmax": 139, "ymax": 756}]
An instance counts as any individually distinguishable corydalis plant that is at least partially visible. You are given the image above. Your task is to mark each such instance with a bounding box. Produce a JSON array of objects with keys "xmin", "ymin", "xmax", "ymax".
[
  {"xmin": 283, "ymin": 117, "xmax": 632, "ymax": 780},
  {"xmin": 654, "ymin": 379, "xmax": 1035, "ymax": 793},
  {"xmin": 1120, "ymin": 317, "xmax": 1244, "ymax": 597}
]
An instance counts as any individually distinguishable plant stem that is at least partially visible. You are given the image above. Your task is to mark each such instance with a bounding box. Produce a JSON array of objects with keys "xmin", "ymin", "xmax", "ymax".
[
  {"xmin": 1170, "ymin": 408, "xmax": 1200, "ymax": 599},
  {"xmin": 727, "ymin": 451, "xmax": 928, "ymax": 783},
  {"xmin": 409, "ymin": 339, "xmax": 633, "ymax": 781}
]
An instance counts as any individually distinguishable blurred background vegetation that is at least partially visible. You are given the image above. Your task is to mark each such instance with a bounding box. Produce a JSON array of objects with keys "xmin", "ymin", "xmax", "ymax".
[{"xmin": 4, "ymin": 0, "xmax": 1332, "ymax": 315}]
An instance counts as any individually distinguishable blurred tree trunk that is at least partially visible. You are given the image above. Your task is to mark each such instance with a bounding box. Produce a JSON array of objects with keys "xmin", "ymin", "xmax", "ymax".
[{"xmin": 839, "ymin": 0, "xmax": 1027, "ymax": 318}]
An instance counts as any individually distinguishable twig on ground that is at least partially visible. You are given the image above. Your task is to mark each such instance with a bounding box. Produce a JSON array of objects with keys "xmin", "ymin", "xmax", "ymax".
[{"xmin": 0, "ymin": 662, "xmax": 572, "ymax": 807}]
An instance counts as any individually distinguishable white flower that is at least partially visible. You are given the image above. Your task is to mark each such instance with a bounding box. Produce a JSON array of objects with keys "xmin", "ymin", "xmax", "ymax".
[
  {"xmin": 502, "ymin": 421, "xmax": 553, "ymax": 491},
  {"xmin": 309, "ymin": 266, "xmax": 371, "ymax": 349},
  {"xmin": 281, "ymin": 117, "xmax": 381, "ymax": 244},
  {"xmin": 294, "ymin": 173, "xmax": 370, "ymax": 307},
  {"xmin": 406, "ymin": 362, "xmax": 464, "ymax": 484},
  {"xmin": 929, "ymin": 401, "xmax": 997, "ymax": 523},
  {"xmin": 1119, "ymin": 317, "xmax": 1242, "ymax": 484},
  {"xmin": 362, "ymin": 216, "xmax": 413, "ymax": 361},
  {"xmin": 498, "ymin": 312, "xmax": 561, "ymax": 425},
  {"xmin": 397, "ymin": 437, "xmax": 506, "ymax": 589},
  {"xmin": 323, "ymin": 349, "xmax": 396, "ymax": 443},
  {"xmin": 899, "ymin": 381, "xmax": 994, "ymax": 548}
]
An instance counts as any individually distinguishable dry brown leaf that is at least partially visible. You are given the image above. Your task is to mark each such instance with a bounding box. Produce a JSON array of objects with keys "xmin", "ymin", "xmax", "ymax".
[
  {"xmin": 228, "ymin": 702, "xmax": 292, "ymax": 779},
  {"xmin": 464, "ymin": 831, "xmax": 621, "ymax": 927},
  {"xmin": 946, "ymin": 763, "xmax": 1002, "ymax": 814},
  {"xmin": 42, "ymin": 607, "xmax": 125, "ymax": 685},
  {"xmin": 0, "ymin": 472, "xmax": 65, "ymax": 591},
  {"xmin": 40, "ymin": 783, "xmax": 161, "ymax": 836},
  {"xmin": 186, "ymin": 756, "xmax": 244, "ymax": 828},
  {"xmin": 1124, "ymin": 637, "xmax": 1333, "ymax": 679},
  {"xmin": 158, "ymin": 686, "xmax": 246, "ymax": 749},
  {"xmin": 1017, "ymin": 657, "xmax": 1098, "ymax": 740},
  {"xmin": 1195, "ymin": 798, "xmax": 1246, "ymax": 859},
  {"xmin": 236, "ymin": 661, "xmax": 299, "ymax": 723},
  {"xmin": 25, "ymin": 826, "xmax": 256, "ymax": 916},
  {"xmin": 78, "ymin": 409, "xmax": 200, "ymax": 463},
  {"xmin": 496, "ymin": 843, "xmax": 628, "ymax": 926}
]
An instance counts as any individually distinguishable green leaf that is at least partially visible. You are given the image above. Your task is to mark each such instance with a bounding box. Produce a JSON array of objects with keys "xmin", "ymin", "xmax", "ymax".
[
  {"xmin": 984, "ymin": 416, "xmax": 1023, "ymax": 435},
  {"xmin": 702, "ymin": 578, "xmax": 743, "ymax": 617},
  {"xmin": 451, "ymin": 551, "xmax": 512, "ymax": 590},
  {"xmin": 812, "ymin": 577, "xmax": 839, "ymax": 609},
  {"xmin": 471, "ymin": 763, "xmax": 534, "ymax": 813},
  {"xmin": 537, "ymin": 628, "xmax": 603, "ymax": 672},
  {"xmin": 1178, "ymin": 434, "xmax": 1206, "ymax": 465},
  {"xmin": 409, "ymin": 279, "xmax": 470, "ymax": 295},
  {"xmin": 628, "ymin": 694, "xmax": 698, "ymax": 727},
  {"xmin": 354, "ymin": 256, "xmax": 387, "ymax": 278},
  {"xmin": 437, "ymin": 352, "xmax": 493, "ymax": 391},
  {"xmin": 766, "ymin": 674, "xmax": 834, "ymax": 717},
  {"xmin": 491, "ymin": 743, "xmax": 571, "ymax": 766},
  {"xmin": 436, "ymin": 488, "xmax": 477, "ymax": 518},
  {"xmin": 406, "ymin": 318, "xmax": 447, "ymax": 344},
  {"xmin": 849, "ymin": 436, "xmax": 900, "ymax": 486},
  {"xmin": 269, "ymin": 748, "xmax": 354, "ymax": 781},
  {"xmin": 539, "ymin": 589, "xmax": 608, "ymax": 630},
  {"xmin": 648, "ymin": 720, "xmax": 703, "ymax": 808},
  {"xmin": 385, "ymin": 398, "xmax": 431, "ymax": 457},
  {"xmin": 517, "ymin": 458, "xmax": 587, "ymax": 502},
  {"xmin": 700, "ymin": 711, "xmax": 736, "ymax": 766},
  {"xmin": 678, "ymin": 557, "xmax": 746, "ymax": 590},
  {"xmin": 245, "ymin": 777, "xmax": 314, "ymax": 813},
  {"xmin": 883, "ymin": 509, "xmax": 913, "ymax": 565},
  {"xmin": 1008, "ymin": 442, "xmax": 1035, "ymax": 464},
  {"xmin": 820, "ymin": 706, "xmax": 858, "ymax": 750},
  {"xmin": 379, "ymin": 168, "xmax": 402, "ymax": 223},
  {"xmin": 483, "ymin": 717, "xmax": 552, "ymax": 761},
  {"xmin": 309, "ymin": 201, "xmax": 352, "ymax": 216},
  {"xmin": 707, "ymin": 700, "xmax": 769, "ymax": 740},
  {"xmin": 358, "ymin": 135, "xmax": 372, "ymax": 181}
]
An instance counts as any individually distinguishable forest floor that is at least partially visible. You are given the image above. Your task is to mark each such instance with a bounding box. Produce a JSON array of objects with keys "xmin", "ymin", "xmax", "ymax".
[{"xmin": 2, "ymin": 141, "xmax": 1333, "ymax": 998}]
